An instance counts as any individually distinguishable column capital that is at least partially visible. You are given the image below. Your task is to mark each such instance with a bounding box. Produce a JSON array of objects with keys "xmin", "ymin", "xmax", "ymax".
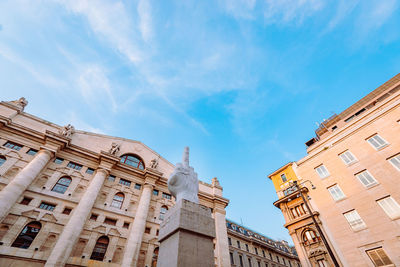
[
  {"xmin": 96, "ymin": 168, "xmax": 109, "ymax": 176},
  {"xmin": 42, "ymin": 130, "xmax": 69, "ymax": 153},
  {"xmin": 38, "ymin": 148, "xmax": 54, "ymax": 158},
  {"xmin": 98, "ymin": 151, "xmax": 120, "ymax": 171}
]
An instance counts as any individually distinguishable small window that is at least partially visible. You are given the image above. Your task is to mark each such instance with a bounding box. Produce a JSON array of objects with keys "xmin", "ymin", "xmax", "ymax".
[
  {"xmin": 90, "ymin": 236, "xmax": 109, "ymax": 261},
  {"xmin": 111, "ymin": 192, "xmax": 124, "ymax": 209},
  {"xmin": 262, "ymin": 250, "xmax": 265, "ymax": 257},
  {"xmin": 90, "ymin": 214, "xmax": 98, "ymax": 221},
  {"xmin": 162, "ymin": 192, "xmax": 171, "ymax": 199},
  {"xmin": 4, "ymin": 141, "xmax": 23, "ymax": 151},
  {"xmin": 366, "ymin": 247, "xmax": 393, "ymax": 266},
  {"xmin": 367, "ymin": 134, "xmax": 388, "ymax": 150},
  {"xmin": 0, "ymin": 155, "xmax": 6, "ymax": 166},
  {"xmin": 145, "ymin": 227, "xmax": 151, "ymax": 234},
  {"xmin": 86, "ymin": 168, "xmax": 95, "ymax": 174},
  {"xmin": 159, "ymin": 206, "xmax": 168, "ymax": 220},
  {"xmin": 153, "ymin": 189, "xmax": 159, "ymax": 196},
  {"xmin": 258, "ymin": 261, "xmax": 261, "ymax": 267},
  {"xmin": 237, "ymin": 240, "xmax": 241, "ymax": 248},
  {"xmin": 343, "ymin": 210, "xmax": 366, "ymax": 231},
  {"xmin": 20, "ymin": 197, "xmax": 32, "ymax": 205},
  {"xmin": 239, "ymin": 255, "xmax": 244, "ymax": 267},
  {"xmin": 108, "ymin": 175, "xmax": 116, "ymax": 182},
  {"xmin": 255, "ymin": 247, "xmax": 258, "ymax": 255},
  {"xmin": 377, "ymin": 196, "xmax": 400, "ymax": 220},
  {"xmin": 248, "ymin": 258, "xmax": 252, "ymax": 267},
  {"xmin": 26, "ymin": 148, "xmax": 38, "ymax": 156},
  {"xmin": 356, "ymin": 170, "xmax": 378, "ymax": 188},
  {"xmin": 119, "ymin": 178, "xmax": 131, "ymax": 187},
  {"xmin": 11, "ymin": 221, "xmax": 41, "ymax": 249},
  {"xmin": 327, "ymin": 184, "xmax": 345, "ymax": 201},
  {"xmin": 120, "ymin": 154, "xmax": 145, "ymax": 170},
  {"xmin": 230, "ymin": 252, "xmax": 234, "ymax": 265},
  {"xmin": 280, "ymin": 173, "xmax": 287, "ymax": 182},
  {"xmin": 317, "ymin": 259, "xmax": 328, "ymax": 267},
  {"xmin": 339, "ymin": 150, "xmax": 357, "ymax": 165},
  {"xmin": 156, "ymin": 229, "xmax": 159, "ymax": 236},
  {"xmin": 123, "ymin": 222, "xmax": 130, "ymax": 229},
  {"xmin": 134, "ymin": 183, "xmax": 142, "ymax": 190},
  {"xmin": 54, "ymin": 157, "xmax": 64, "ymax": 164},
  {"xmin": 52, "ymin": 176, "xmax": 72, "ymax": 194},
  {"xmin": 245, "ymin": 244, "xmax": 249, "ymax": 252},
  {"xmin": 62, "ymin": 207, "xmax": 72, "ymax": 215},
  {"xmin": 315, "ymin": 165, "xmax": 330, "ymax": 178},
  {"xmin": 104, "ymin": 218, "xmax": 117, "ymax": 226},
  {"xmin": 388, "ymin": 154, "xmax": 400, "ymax": 171},
  {"xmin": 302, "ymin": 229, "xmax": 320, "ymax": 245},
  {"xmin": 228, "ymin": 237, "xmax": 232, "ymax": 246},
  {"xmin": 39, "ymin": 202, "xmax": 56, "ymax": 211},
  {"xmin": 67, "ymin": 161, "xmax": 82, "ymax": 170}
]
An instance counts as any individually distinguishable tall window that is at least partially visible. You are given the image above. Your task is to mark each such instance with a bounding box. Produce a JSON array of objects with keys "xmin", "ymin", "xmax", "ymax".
[
  {"xmin": 327, "ymin": 184, "xmax": 345, "ymax": 201},
  {"xmin": 90, "ymin": 236, "xmax": 109, "ymax": 261},
  {"xmin": 239, "ymin": 255, "xmax": 244, "ymax": 267},
  {"xmin": 343, "ymin": 210, "xmax": 366, "ymax": 231},
  {"xmin": 355, "ymin": 170, "xmax": 378, "ymax": 188},
  {"xmin": 367, "ymin": 134, "xmax": 388, "ymax": 150},
  {"xmin": 120, "ymin": 154, "xmax": 145, "ymax": 170},
  {"xmin": 152, "ymin": 247, "xmax": 159, "ymax": 267},
  {"xmin": 111, "ymin": 192, "xmax": 124, "ymax": 209},
  {"xmin": 388, "ymin": 154, "xmax": 400, "ymax": 171},
  {"xmin": 339, "ymin": 150, "xmax": 357, "ymax": 165},
  {"xmin": 0, "ymin": 155, "xmax": 6, "ymax": 166},
  {"xmin": 317, "ymin": 259, "xmax": 328, "ymax": 267},
  {"xmin": 248, "ymin": 258, "xmax": 252, "ymax": 267},
  {"xmin": 315, "ymin": 165, "xmax": 330, "ymax": 178},
  {"xmin": 228, "ymin": 237, "xmax": 232, "ymax": 246},
  {"xmin": 11, "ymin": 221, "xmax": 41, "ymax": 249},
  {"xmin": 281, "ymin": 173, "xmax": 287, "ymax": 182},
  {"xmin": 366, "ymin": 247, "xmax": 393, "ymax": 266},
  {"xmin": 377, "ymin": 196, "xmax": 400, "ymax": 220},
  {"xmin": 159, "ymin": 206, "xmax": 168, "ymax": 220},
  {"xmin": 302, "ymin": 229, "xmax": 320, "ymax": 245},
  {"xmin": 4, "ymin": 141, "xmax": 23, "ymax": 150},
  {"xmin": 52, "ymin": 176, "xmax": 72, "ymax": 194},
  {"xmin": 230, "ymin": 252, "xmax": 234, "ymax": 265}
]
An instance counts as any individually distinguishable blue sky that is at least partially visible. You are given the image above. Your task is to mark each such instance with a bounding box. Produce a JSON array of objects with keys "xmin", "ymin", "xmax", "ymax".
[{"xmin": 1, "ymin": 0, "xmax": 399, "ymax": 244}]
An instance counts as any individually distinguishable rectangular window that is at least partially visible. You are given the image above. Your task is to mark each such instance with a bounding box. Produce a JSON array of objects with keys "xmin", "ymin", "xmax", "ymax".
[
  {"xmin": 258, "ymin": 261, "xmax": 261, "ymax": 267},
  {"xmin": 343, "ymin": 210, "xmax": 366, "ymax": 231},
  {"xmin": 281, "ymin": 173, "xmax": 287, "ymax": 182},
  {"xmin": 162, "ymin": 192, "xmax": 172, "ymax": 199},
  {"xmin": 20, "ymin": 197, "xmax": 32, "ymax": 205},
  {"xmin": 388, "ymin": 154, "xmax": 400, "ymax": 171},
  {"xmin": 104, "ymin": 218, "xmax": 117, "ymax": 226},
  {"xmin": 366, "ymin": 247, "xmax": 393, "ymax": 266},
  {"xmin": 262, "ymin": 250, "xmax": 265, "ymax": 257},
  {"xmin": 86, "ymin": 168, "xmax": 95, "ymax": 174},
  {"xmin": 377, "ymin": 196, "xmax": 400, "ymax": 220},
  {"xmin": 67, "ymin": 161, "xmax": 82, "ymax": 170},
  {"xmin": 230, "ymin": 252, "xmax": 234, "ymax": 265},
  {"xmin": 228, "ymin": 237, "xmax": 232, "ymax": 246},
  {"xmin": 62, "ymin": 207, "xmax": 72, "ymax": 215},
  {"xmin": 356, "ymin": 170, "xmax": 378, "ymax": 188},
  {"xmin": 317, "ymin": 259, "xmax": 328, "ymax": 267},
  {"xmin": 248, "ymin": 258, "xmax": 252, "ymax": 267},
  {"xmin": 153, "ymin": 189, "xmax": 159, "ymax": 196},
  {"xmin": 39, "ymin": 202, "xmax": 56, "ymax": 211},
  {"xmin": 26, "ymin": 148, "xmax": 38, "ymax": 156},
  {"xmin": 237, "ymin": 240, "xmax": 240, "ymax": 249},
  {"xmin": 367, "ymin": 134, "xmax": 388, "ymax": 150},
  {"xmin": 108, "ymin": 175, "xmax": 116, "ymax": 182},
  {"xmin": 123, "ymin": 222, "xmax": 130, "ymax": 229},
  {"xmin": 134, "ymin": 183, "xmax": 142, "ymax": 190},
  {"xmin": 315, "ymin": 165, "xmax": 330, "ymax": 178},
  {"xmin": 339, "ymin": 150, "xmax": 357, "ymax": 165},
  {"xmin": 90, "ymin": 213, "xmax": 98, "ymax": 221},
  {"xmin": 328, "ymin": 184, "xmax": 345, "ymax": 201},
  {"xmin": 255, "ymin": 247, "xmax": 258, "ymax": 255},
  {"xmin": 239, "ymin": 255, "xmax": 244, "ymax": 267},
  {"xmin": 54, "ymin": 157, "xmax": 64, "ymax": 164},
  {"xmin": 245, "ymin": 244, "xmax": 249, "ymax": 252},
  {"xmin": 4, "ymin": 141, "xmax": 23, "ymax": 151},
  {"xmin": 119, "ymin": 178, "xmax": 131, "ymax": 187},
  {"xmin": 145, "ymin": 227, "xmax": 151, "ymax": 234}
]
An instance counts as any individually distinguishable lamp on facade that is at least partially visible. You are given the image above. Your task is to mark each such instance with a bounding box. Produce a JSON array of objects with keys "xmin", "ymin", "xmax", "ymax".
[{"xmin": 289, "ymin": 180, "xmax": 340, "ymax": 267}]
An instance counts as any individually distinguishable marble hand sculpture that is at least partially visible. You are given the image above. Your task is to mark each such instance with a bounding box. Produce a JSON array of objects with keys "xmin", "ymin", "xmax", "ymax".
[{"xmin": 168, "ymin": 147, "xmax": 199, "ymax": 204}]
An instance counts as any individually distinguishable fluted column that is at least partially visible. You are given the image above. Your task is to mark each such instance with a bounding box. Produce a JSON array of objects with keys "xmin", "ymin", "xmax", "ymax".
[
  {"xmin": 214, "ymin": 209, "xmax": 230, "ymax": 267},
  {"xmin": 122, "ymin": 183, "xmax": 153, "ymax": 267},
  {"xmin": 0, "ymin": 149, "xmax": 53, "ymax": 222},
  {"xmin": 45, "ymin": 168, "xmax": 109, "ymax": 267}
]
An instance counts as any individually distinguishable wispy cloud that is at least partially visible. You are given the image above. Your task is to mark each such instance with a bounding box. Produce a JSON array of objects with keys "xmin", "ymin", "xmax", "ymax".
[{"xmin": 138, "ymin": 0, "xmax": 153, "ymax": 43}]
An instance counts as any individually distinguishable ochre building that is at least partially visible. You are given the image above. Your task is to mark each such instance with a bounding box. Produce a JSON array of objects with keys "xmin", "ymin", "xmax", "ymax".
[
  {"xmin": 269, "ymin": 73, "xmax": 400, "ymax": 267},
  {"xmin": 0, "ymin": 98, "xmax": 230, "ymax": 267},
  {"xmin": 226, "ymin": 219, "xmax": 301, "ymax": 267}
]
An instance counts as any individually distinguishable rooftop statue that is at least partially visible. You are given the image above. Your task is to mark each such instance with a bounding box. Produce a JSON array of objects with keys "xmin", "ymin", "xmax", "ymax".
[{"xmin": 168, "ymin": 147, "xmax": 199, "ymax": 204}]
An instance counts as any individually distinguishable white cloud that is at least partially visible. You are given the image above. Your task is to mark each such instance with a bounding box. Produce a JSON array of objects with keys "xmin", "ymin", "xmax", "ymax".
[
  {"xmin": 326, "ymin": 0, "xmax": 360, "ymax": 31},
  {"xmin": 220, "ymin": 0, "xmax": 257, "ymax": 19},
  {"xmin": 138, "ymin": 0, "xmax": 153, "ymax": 43}
]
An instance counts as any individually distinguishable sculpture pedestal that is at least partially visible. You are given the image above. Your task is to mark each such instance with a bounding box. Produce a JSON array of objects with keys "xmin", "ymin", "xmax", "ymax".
[{"xmin": 157, "ymin": 199, "xmax": 216, "ymax": 267}]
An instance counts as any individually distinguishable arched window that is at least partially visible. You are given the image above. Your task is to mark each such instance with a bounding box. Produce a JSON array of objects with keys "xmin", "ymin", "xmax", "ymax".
[
  {"xmin": 152, "ymin": 247, "xmax": 159, "ymax": 267},
  {"xmin": 11, "ymin": 221, "xmax": 41, "ymax": 249},
  {"xmin": 90, "ymin": 236, "xmax": 109, "ymax": 261},
  {"xmin": 0, "ymin": 155, "xmax": 6, "ymax": 166},
  {"xmin": 111, "ymin": 192, "xmax": 124, "ymax": 209},
  {"xmin": 120, "ymin": 154, "xmax": 145, "ymax": 170},
  {"xmin": 302, "ymin": 229, "xmax": 320, "ymax": 245},
  {"xmin": 159, "ymin": 206, "xmax": 168, "ymax": 220},
  {"xmin": 52, "ymin": 176, "xmax": 72, "ymax": 194}
]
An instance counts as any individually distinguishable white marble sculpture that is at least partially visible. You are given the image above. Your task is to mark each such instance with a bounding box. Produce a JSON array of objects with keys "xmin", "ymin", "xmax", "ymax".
[
  {"xmin": 168, "ymin": 147, "xmax": 199, "ymax": 203},
  {"xmin": 109, "ymin": 142, "xmax": 120, "ymax": 155},
  {"xmin": 58, "ymin": 124, "xmax": 75, "ymax": 138},
  {"xmin": 10, "ymin": 97, "xmax": 28, "ymax": 111}
]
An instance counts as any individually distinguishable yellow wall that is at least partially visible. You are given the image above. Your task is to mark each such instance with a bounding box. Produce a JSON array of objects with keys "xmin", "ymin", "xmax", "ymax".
[{"xmin": 270, "ymin": 163, "xmax": 299, "ymax": 194}]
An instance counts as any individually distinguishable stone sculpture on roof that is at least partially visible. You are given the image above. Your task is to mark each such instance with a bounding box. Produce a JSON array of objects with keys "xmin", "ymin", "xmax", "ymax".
[
  {"xmin": 109, "ymin": 142, "xmax": 120, "ymax": 156},
  {"xmin": 9, "ymin": 97, "xmax": 28, "ymax": 111},
  {"xmin": 59, "ymin": 124, "xmax": 75, "ymax": 138}
]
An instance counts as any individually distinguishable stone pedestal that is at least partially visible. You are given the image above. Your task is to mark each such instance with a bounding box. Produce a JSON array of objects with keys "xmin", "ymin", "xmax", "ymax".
[{"xmin": 157, "ymin": 199, "xmax": 216, "ymax": 267}]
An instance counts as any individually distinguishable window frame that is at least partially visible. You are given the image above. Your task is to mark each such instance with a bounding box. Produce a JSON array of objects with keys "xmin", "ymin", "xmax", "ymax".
[
  {"xmin": 315, "ymin": 165, "xmax": 330, "ymax": 178},
  {"xmin": 110, "ymin": 192, "xmax": 124, "ymax": 209},
  {"xmin": 327, "ymin": 184, "xmax": 346, "ymax": 201},
  {"xmin": 376, "ymin": 196, "xmax": 400, "ymax": 220},
  {"xmin": 66, "ymin": 161, "xmax": 83, "ymax": 170},
  {"xmin": 11, "ymin": 221, "xmax": 41, "ymax": 249},
  {"xmin": 339, "ymin": 150, "xmax": 357, "ymax": 165},
  {"xmin": 343, "ymin": 210, "xmax": 367, "ymax": 231},
  {"xmin": 120, "ymin": 154, "xmax": 145, "ymax": 170},
  {"xmin": 355, "ymin": 170, "xmax": 378, "ymax": 188},
  {"xmin": 0, "ymin": 155, "xmax": 7, "ymax": 166},
  {"xmin": 119, "ymin": 178, "xmax": 131, "ymax": 187},
  {"xmin": 388, "ymin": 154, "xmax": 400, "ymax": 171},
  {"xmin": 366, "ymin": 247, "xmax": 394, "ymax": 267},
  {"xmin": 90, "ymin": 236, "xmax": 109, "ymax": 261},
  {"xmin": 367, "ymin": 134, "xmax": 388, "ymax": 150},
  {"xmin": 4, "ymin": 141, "xmax": 23, "ymax": 151},
  {"xmin": 51, "ymin": 176, "xmax": 72, "ymax": 194},
  {"xmin": 39, "ymin": 202, "xmax": 56, "ymax": 211}
]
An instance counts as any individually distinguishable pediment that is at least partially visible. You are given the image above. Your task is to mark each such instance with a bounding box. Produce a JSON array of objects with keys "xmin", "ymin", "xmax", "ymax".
[
  {"xmin": 93, "ymin": 225, "xmax": 106, "ymax": 233},
  {"xmin": 5, "ymin": 150, "xmax": 22, "ymax": 159},
  {"xmin": 41, "ymin": 213, "xmax": 58, "ymax": 223},
  {"xmin": 108, "ymin": 228, "xmax": 121, "ymax": 236},
  {"xmin": 21, "ymin": 209, "xmax": 40, "ymax": 219}
]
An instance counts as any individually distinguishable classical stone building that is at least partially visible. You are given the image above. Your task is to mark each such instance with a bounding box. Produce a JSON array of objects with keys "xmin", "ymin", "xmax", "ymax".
[
  {"xmin": 269, "ymin": 73, "xmax": 400, "ymax": 266},
  {"xmin": 226, "ymin": 219, "xmax": 301, "ymax": 267},
  {"xmin": 0, "ymin": 98, "xmax": 230, "ymax": 267}
]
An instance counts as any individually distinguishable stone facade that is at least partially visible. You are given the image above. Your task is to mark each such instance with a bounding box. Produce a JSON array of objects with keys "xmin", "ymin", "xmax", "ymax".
[
  {"xmin": 226, "ymin": 220, "xmax": 301, "ymax": 267},
  {"xmin": 269, "ymin": 73, "xmax": 400, "ymax": 266},
  {"xmin": 0, "ymin": 98, "xmax": 230, "ymax": 267}
]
